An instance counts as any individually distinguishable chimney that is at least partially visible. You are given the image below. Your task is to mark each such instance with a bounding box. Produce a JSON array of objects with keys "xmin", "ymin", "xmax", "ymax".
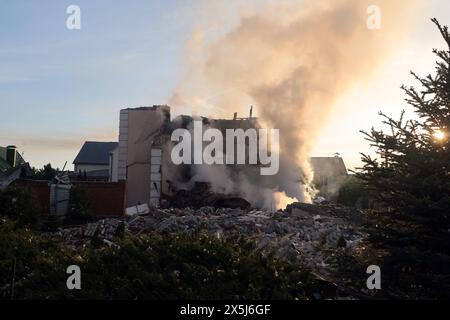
[
  {"xmin": 250, "ymin": 106, "xmax": 253, "ymax": 118},
  {"xmin": 233, "ymin": 112, "xmax": 238, "ymax": 120},
  {"xmin": 6, "ymin": 146, "xmax": 17, "ymax": 168}
]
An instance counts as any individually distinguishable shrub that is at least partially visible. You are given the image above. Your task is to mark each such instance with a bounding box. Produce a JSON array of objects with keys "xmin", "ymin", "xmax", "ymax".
[
  {"xmin": 76, "ymin": 233, "xmax": 314, "ymax": 300},
  {"xmin": 337, "ymin": 176, "xmax": 372, "ymax": 209},
  {"xmin": 0, "ymin": 186, "xmax": 42, "ymax": 230},
  {"xmin": 64, "ymin": 185, "xmax": 92, "ymax": 226},
  {"xmin": 0, "ymin": 220, "xmax": 73, "ymax": 299},
  {"xmin": 0, "ymin": 222, "xmax": 317, "ymax": 300}
]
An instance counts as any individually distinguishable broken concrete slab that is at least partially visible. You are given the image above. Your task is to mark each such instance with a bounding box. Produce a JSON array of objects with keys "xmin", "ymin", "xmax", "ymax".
[{"xmin": 125, "ymin": 203, "xmax": 150, "ymax": 217}]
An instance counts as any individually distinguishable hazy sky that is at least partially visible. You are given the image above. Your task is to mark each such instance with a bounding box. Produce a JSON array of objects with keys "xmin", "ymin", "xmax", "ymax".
[{"xmin": 1, "ymin": 0, "xmax": 449, "ymax": 170}]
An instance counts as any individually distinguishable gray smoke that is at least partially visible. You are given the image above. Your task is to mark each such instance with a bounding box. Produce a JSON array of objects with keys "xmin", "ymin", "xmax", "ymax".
[{"xmin": 168, "ymin": 0, "xmax": 421, "ymax": 209}]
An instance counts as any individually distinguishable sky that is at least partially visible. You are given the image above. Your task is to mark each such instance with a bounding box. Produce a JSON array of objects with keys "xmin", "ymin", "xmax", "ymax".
[{"xmin": 0, "ymin": 0, "xmax": 449, "ymax": 170}]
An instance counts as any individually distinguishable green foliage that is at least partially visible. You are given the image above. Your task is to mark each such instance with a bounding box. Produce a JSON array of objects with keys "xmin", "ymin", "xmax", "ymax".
[
  {"xmin": 337, "ymin": 176, "xmax": 371, "ymax": 208},
  {"xmin": 64, "ymin": 186, "xmax": 92, "ymax": 226},
  {"xmin": 43, "ymin": 215, "xmax": 63, "ymax": 232},
  {"xmin": 356, "ymin": 19, "xmax": 450, "ymax": 226},
  {"xmin": 0, "ymin": 220, "xmax": 316, "ymax": 300},
  {"xmin": 362, "ymin": 210, "xmax": 450, "ymax": 299},
  {"xmin": 0, "ymin": 220, "xmax": 73, "ymax": 299},
  {"xmin": 0, "ymin": 186, "xmax": 42, "ymax": 230},
  {"xmin": 72, "ymin": 233, "xmax": 314, "ymax": 300}
]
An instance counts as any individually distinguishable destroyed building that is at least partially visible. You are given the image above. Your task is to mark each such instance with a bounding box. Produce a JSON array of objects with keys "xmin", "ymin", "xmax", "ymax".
[
  {"xmin": 93, "ymin": 105, "xmax": 349, "ymax": 210},
  {"xmin": 113, "ymin": 105, "xmax": 263, "ymax": 208},
  {"xmin": 1, "ymin": 106, "xmax": 349, "ymax": 219}
]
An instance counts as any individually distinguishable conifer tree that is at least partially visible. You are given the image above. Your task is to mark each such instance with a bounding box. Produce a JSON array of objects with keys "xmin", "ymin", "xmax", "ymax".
[{"xmin": 357, "ymin": 19, "xmax": 450, "ymax": 226}]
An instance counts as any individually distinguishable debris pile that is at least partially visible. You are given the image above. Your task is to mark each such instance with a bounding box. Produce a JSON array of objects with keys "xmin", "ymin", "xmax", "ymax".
[
  {"xmin": 166, "ymin": 182, "xmax": 251, "ymax": 209},
  {"xmin": 50, "ymin": 219, "xmax": 122, "ymax": 248},
  {"xmin": 47, "ymin": 203, "xmax": 368, "ymax": 277}
]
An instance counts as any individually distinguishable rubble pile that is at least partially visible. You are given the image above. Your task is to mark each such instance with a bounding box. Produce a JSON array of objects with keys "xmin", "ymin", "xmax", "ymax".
[
  {"xmin": 48, "ymin": 203, "xmax": 368, "ymax": 277},
  {"xmin": 50, "ymin": 219, "xmax": 122, "ymax": 248},
  {"xmin": 166, "ymin": 182, "xmax": 251, "ymax": 209}
]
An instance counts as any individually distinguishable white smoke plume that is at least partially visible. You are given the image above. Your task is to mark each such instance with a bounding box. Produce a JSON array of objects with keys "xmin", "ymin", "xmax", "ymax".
[{"xmin": 168, "ymin": 0, "xmax": 422, "ymax": 209}]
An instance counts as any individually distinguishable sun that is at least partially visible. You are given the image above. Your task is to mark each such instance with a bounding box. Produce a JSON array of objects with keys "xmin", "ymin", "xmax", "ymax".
[{"xmin": 433, "ymin": 130, "xmax": 446, "ymax": 141}]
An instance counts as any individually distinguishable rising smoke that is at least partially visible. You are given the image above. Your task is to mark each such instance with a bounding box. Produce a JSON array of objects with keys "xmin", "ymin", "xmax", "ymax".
[{"xmin": 168, "ymin": 0, "xmax": 421, "ymax": 210}]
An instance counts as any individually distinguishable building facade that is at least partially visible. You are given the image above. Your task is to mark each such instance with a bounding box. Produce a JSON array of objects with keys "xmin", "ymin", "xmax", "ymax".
[{"xmin": 117, "ymin": 106, "xmax": 170, "ymax": 207}]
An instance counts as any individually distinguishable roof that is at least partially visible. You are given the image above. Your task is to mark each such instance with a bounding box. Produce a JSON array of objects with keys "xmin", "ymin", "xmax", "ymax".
[
  {"xmin": 73, "ymin": 142, "xmax": 118, "ymax": 165},
  {"xmin": 310, "ymin": 157, "xmax": 348, "ymax": 182},
  {"xmin": 0, "ymin": 146, "xmax": 26, "ymax": 172}
]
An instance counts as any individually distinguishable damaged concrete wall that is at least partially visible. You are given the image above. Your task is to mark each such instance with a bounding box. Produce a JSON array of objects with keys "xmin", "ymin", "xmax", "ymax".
[{"xmin": 118, "ymin": 106, "xmax": 170, "ymax": 207}]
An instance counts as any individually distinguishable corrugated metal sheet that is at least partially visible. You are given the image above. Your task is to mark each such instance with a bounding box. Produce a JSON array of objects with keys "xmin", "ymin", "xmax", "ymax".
[{"xmin": 49, "ymin": 184, "xmax": 72, "ymax": 217}]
